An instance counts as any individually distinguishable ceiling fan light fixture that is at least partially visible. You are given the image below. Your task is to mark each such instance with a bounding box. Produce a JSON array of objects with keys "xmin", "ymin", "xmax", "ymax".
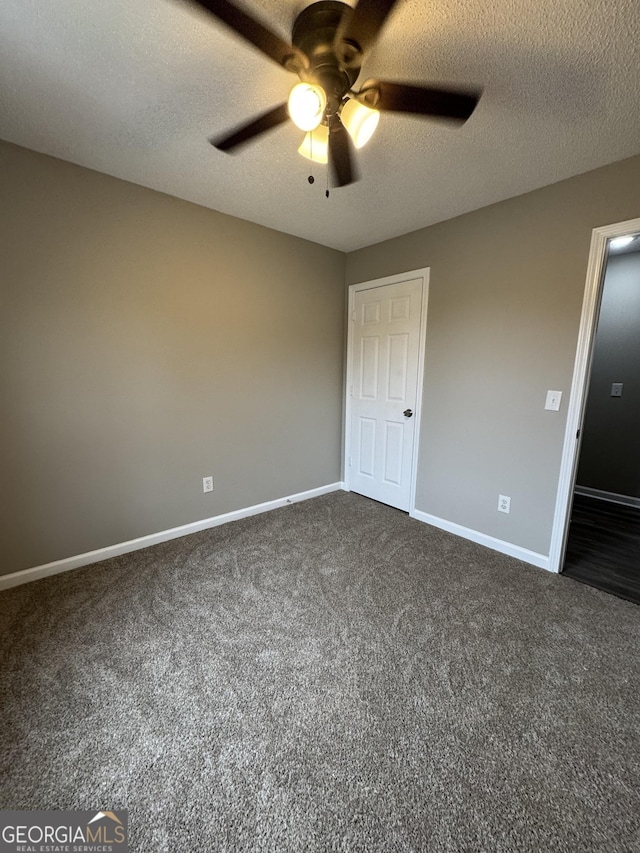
[
  {"xmin": 298, "ymin": 125, "xmax": 329, "ymax": 164},
  {"xmin": 610, "ymin": 235, "xmax": 635, "ymax": 249},
  {"xmin": 288, "ymin": 82, "xmax": 327, "ymax": 132},
  {"xmin": 341, "ymin": 97, "xmax": 380, "ymax": 148}
]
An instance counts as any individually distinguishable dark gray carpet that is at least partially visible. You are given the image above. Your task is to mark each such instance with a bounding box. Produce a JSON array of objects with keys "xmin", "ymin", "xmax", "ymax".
[{"xmin": 1, "ymin": 491, "xmax": 639, "ymax": 852}]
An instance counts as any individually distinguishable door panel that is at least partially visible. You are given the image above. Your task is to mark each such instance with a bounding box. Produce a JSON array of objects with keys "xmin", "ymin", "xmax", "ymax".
[
  {"xmin": 360, "ymin": 337, "xmax": 379, "ymax": 398},
  {"xmin": 358, "ymin": 418, "xmax": 376, "ymax": 477},
  {"xmin": 388, "ymin": 334, "xmax": 409, "ymax": 399},
  {"xmin": 349, "ymin": 277, "xmax": 423, "ymax": 511},
  {"xmin": 383, "ymin": 421, "xmax": 404, "ymax": 484}
]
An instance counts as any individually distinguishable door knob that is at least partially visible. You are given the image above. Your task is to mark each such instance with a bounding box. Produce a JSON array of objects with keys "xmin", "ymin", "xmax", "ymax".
[{"xmin": 403, "ymin": 409, "xmax": 413, "ymax": 418}]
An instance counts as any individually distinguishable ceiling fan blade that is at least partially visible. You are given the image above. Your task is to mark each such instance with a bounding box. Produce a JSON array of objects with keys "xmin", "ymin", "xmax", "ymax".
[
  {"xmin": 211, "ymin": 102, "xmax": 289, "ymax": 151},
  {"xmin": 190, "ymin": 0, "xmax": 305, "ymax": 69},
  {"xmin": 336, "ymin": 0, "xmax": 399, "ymax": 56},
  {"xmin": 328, "ymin": 116, "xmax": 358, "ymax": 187},
  {"xmin": 358, "ymin": 80, "xmax": 481, "ymax": 123}
]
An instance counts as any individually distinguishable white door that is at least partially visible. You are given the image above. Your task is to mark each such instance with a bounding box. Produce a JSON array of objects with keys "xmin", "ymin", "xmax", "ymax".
[{"xmin": 347, "ymin": 274, "xmax": 426, "ymax": 511}]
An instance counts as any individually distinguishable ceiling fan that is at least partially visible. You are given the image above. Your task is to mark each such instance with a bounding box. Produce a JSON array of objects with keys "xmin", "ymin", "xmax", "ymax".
[{"xmin": 190, "ymin": 0, "xmax": 481, "ymax": 187}]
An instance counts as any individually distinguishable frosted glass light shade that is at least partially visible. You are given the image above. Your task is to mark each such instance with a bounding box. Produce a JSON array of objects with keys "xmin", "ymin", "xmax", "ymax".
[
  {"xmin": 298, "ymin": 125, "xmax": 329, "ymax": 164},
  {"xmin": 341, "ymin": 97, "xmax": 380, "ymax": 148},
  {"xmin": 288, "ymin": 83, "xmax": 327, "ymax": 132}
]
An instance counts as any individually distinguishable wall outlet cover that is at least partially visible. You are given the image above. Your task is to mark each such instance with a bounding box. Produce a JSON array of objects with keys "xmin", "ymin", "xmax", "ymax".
[{"xmin": 498, "ymin": 494, "xmax": 511, "ymax": 513}]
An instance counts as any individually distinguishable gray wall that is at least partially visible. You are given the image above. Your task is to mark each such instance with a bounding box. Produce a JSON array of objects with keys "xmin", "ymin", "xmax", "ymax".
[
  {"xmin": 347, "ymin": 155, "xmax": 640, "ymax": 556},
  {"xmin": 4, "ymin": 138, "xmax": 640, "ymax": 576},
  {"xmin": 1, "ymin": 140, "xmax": 346, "ymax": 576},
  {"xmin": 577, "ymin": 250, "xmax": 640, "ymax": 498}
]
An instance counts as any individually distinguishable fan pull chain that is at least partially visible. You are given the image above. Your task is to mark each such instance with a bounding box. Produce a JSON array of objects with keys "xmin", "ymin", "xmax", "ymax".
[
  {"xmin": 307, "ymin": 132, "xmax": 315, "ymax": 185},
  {"xmin": 325, "ymin": 161, "xmax": 330, "ymax": 199}
]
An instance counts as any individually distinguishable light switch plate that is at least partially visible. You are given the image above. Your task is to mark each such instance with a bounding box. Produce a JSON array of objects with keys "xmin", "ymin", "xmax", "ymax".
[
  {"xmin": 545, "ymin": 390, "xmax": 562, "ymax": 411},
  {"xmin": 611, "ymin": 383, "xmax": 623, "ymax": 397}
]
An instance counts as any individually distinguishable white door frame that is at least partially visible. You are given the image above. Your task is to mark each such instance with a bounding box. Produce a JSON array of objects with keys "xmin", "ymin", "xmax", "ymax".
[
  {"xmin": 548, "ymin": 216, "xmax": 640, "ymax": 573},
  {"xmin": 344, "ymin": 268, "xmax": 430, "ymax": 514}
]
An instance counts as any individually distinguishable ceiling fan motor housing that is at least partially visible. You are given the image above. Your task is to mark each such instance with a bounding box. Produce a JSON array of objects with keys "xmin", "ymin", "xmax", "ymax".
[{"xmin": 291, "ymin": 1, "xmax": 362, "ymax": 116}]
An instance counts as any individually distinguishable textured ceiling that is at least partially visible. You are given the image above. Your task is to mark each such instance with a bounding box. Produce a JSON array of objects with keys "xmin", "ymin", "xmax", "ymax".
[{"xmin": 1, "ymin": 0, "xmax": 640, "ymax": 251}]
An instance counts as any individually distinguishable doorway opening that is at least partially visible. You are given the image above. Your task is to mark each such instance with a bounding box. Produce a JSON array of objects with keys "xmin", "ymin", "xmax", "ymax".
[{"xmin": 549, "ymin": 218, "xmax": 640, "ymax": 603}]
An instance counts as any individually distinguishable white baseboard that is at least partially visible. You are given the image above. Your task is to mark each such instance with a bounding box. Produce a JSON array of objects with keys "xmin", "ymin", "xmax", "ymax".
[
  {"xmin": 410, "ymin": 509, "xmax": 552, "ymax": 572},
  {"xmin": 0, "ymin": 482, "xmax": 346, "ymax": 592},
  {"xmin": 575, "ymin": 485, "xmax": 640, "ymax": 509}
]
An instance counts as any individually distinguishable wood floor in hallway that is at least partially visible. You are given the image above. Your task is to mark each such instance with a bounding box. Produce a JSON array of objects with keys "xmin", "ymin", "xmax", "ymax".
[{"xmin": 563, "ymin": 493, "xmax": 640, "ymax": 605}]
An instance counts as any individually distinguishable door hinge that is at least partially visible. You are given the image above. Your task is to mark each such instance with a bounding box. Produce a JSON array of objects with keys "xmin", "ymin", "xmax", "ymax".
[{"xmin": 348, "ymin": 456, "xmax": 352, "ymax": 467}]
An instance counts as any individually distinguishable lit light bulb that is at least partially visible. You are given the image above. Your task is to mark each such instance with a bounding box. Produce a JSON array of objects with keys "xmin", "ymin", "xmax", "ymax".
[
  {"xmin": 610, "ymin": 235, "xmax": 634, "ymax": 249},
  {"xmin": 298, "ymin": 125, "xmax": 329, "ymax": 164},
  {"xmin": 341, "ymin": 97, "xmax": 380, "ymax": 148},
  {"xmin": 288, "ymin": 83, "xmax": 327, "ymax": 132}
]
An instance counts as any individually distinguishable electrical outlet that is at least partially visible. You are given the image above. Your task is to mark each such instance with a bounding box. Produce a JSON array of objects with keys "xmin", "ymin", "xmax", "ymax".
[
  {"xmin": 203, "ymin": 476, "xmax": 214, "ymax": 493},
  {"xmin": 498, "ymin": 494, "xmax": 511, "ymax": 513}
]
